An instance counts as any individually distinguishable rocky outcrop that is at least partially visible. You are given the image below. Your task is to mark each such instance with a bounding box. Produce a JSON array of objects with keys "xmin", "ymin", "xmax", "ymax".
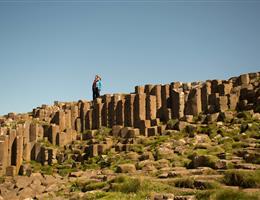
[{"xmin": 0, "ymin": 72, "xmax": 259, "ymax": 176}]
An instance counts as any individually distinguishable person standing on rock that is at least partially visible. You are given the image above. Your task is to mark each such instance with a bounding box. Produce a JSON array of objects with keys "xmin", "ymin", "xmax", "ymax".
[
  {"xmin": 92, "ymin": 75, "xmax": 102, "ymax": 100},
  {"xmin": 96, "ymin": 75, "xmax": 102, "ymax": 98}
]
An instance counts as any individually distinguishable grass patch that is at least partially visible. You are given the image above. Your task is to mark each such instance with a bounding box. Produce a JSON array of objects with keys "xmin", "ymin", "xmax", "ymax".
[
  {"xmin": 110, "ymin": 175, "xmax": 141, "ymax": 193},
  {"xmin": 224, "ymin": 170, "xmax": 260, "ymax": 188},
  {"xmin": 215, "ymin": 189, "xmax": 259, "ymax": 200},
  {"xmin": 173, "ymin": 178, "xmax": 220, "ymax": 190},
  {"xmin": 166, "ymin": 119, "xmax": 178, "ymax": 130}
]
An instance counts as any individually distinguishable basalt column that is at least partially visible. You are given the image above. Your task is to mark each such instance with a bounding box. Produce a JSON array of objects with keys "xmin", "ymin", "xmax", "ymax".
[
  {"xmin": 93, "ymin": 98, "xmax": 103, "ymax": 129},
  {"xmin": 108, "ymin": 95, "xmax": 121, "ymax": 128},
  {"xmin": 116, "ymin": 95, "xmax": 125, "ymax": 126},
  {"xmin": 124, "ymin": 94, "xmax": 136, "ymax": 127},
  {"xmin": 146, "ymin": 95, "xmax": 156, "ymax": 120},
  {"xmin": 185, "ymin": 87, "xmax": 202, "ymax": 116},
  {"xmin": 102, "ymin": 95, "xmax": 111, "ymax": 127},
  {"xmin": 71, "ymin": 105, "xmax": 79, "ymax": 130},
  {"xmin": 171, "ymin": 89, "xmax": 185, "ymax": 119},
  {"xmin": 134, "ymin": 94, "xmax": 146, "ymax": 127},
  {"xmin": 161, "ymin": 84, "xmax": 171, "ymax": 121},
  {"xmin": 86, "ymin": 109, "xmax": 93, "ymax": 130},
  {"xmin": 201, "ymin": 81, "xmax": 211, "ymax": 113},
  {"xmin": 151, "ymin": 85, "xmax": 162, "ymax": 118},
  {"xmin": 0, "ymin": 136, "xmax": 9, "ymax": 175},
  {"xmin": 80, "ymin": 101, "xmax": 90, "ymax": 132}
]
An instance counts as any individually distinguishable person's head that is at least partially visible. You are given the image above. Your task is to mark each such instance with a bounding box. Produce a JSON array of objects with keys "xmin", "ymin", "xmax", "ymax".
[{"xmin": 96, "ymin": 75, "xmax": 101, "ymax": 80}]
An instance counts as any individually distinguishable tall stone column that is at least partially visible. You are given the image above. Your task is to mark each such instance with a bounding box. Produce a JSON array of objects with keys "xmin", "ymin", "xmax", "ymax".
[
  {"xmin": 216, "ymin": 96, "xmax": 228, "ymax": 112},
  {"xmin": 8, "ymin": 129, "xmax": 16, "ymax": 166},
  {"xmin": 185, "ymin": 87, "xmax": 202, "ymax": 116},
  {"xmin": 228, "ymin": 93, "xmax": 239, "ymax": 110},
  {"xmin": 208, "ymin": 93, "xmax": 219, "ymax": 113},
  {"xmin": 52, "ymin": 110, "xmax": 66, "ymax": 132},
  {"xmin": 124, "ymin": 94, "xmax": 135, "ymax": 127},
  {"xmin": 65, "ymin": 110, "xmax": 72, "ymax": 130},
  {"xmin": 86, "ymin": 109, "xmax": 93, "ymax": 130},
  {"xmin": 151, "ymin": 85, "xmax": 162, "ymax": 118},
  {"xmin": 16, "ymin": 132, "xmax": 23, "ymax": 174},
  {"xmin": 116, "ymin": 96, "xmax": 125, "ymax": 125},
  {"xmin": 29, "ymin": 123, "xmax": 38, "ymax": 142},
  {"xmin": 80, "ymin": 101, "xmax": 90, "ymax": 132},
  {"xmin": 101, "ymin": 95, "xmax": 111, "ymax": 127},
  {"xmin": 201, "ymin": 81, "xmax": 211, "ymax": 113},
  {"xmin": 71, "ymin": 105, "xmax": 79, "ymax": 130},
  {"xmin": 93, "ymin": 98, "xmax": 103, "ymax": 129},
  {"xmin": 171, "ymin": 89, "xmax": 185, "ymax": 119},
  {"xmin": 134, "ymin": 94, "xmax": 146, "ymax": 127},
  {"xmin": 0, "ymin": 136, "xmax": 9, "ymax": 175},
  {"xmin": 146, "ymin": 95, "xmax": 156, "ymax": 120},
  {"xmin": 49, "ymin": 124, "xmax": 59, "ymax": 145},
  {"xmin": 108, "ymin": 95, "xmax": 120, "ymax": 128},
  {"xmin": 161, "ymin": 84, "xmax": 171, "ymax": 121}
]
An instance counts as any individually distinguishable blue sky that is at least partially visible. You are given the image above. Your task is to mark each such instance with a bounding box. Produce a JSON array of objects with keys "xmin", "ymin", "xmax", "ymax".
[{"xmin": 0, "ymin": 0, "xmax": 259, "ymax": 115}]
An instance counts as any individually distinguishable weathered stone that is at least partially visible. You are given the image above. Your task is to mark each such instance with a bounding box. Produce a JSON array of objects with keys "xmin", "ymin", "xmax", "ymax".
[
  {"xmin": 79, "ymin": 101, "xmax": 90, "ymax": 132},
  {"xmin": 116, "ymin": 97, "xmax": 125, "ymax": 126},
  {"xmin": 116, "ymin": 164, "xmax": 136, "ymax": 173},
  {"xmin": 124, "ymin": 94, "xmax": 135, "ymax": 127},
  {"xmin": 185, "ymin": 87, "xmax": 202, "ymax": 116},
  {"xmin": 201, "ymin": 81, "xmax": 211, "ymax": 113},
  {"xmin": 228, "ymin": 94, "xmax": 239, "ymax": 110},
  {"xmin": 86, "ymin": 109, "xmax": 93, "ymax": 130},
  {"xmin": 112, "ymin": 125, "xmax": 123, "ymax": 137},
  {"xmin": 137, "ymin": 120, "xmax": 151, "ymax": 135},
  {"xmin": 52, "ymin": 111, "xmax": 65, "ymax": 132},
  {"xmin": 144, "ymin": 84, "xmax": 154, "ymax": 95},
  {"xmin": 135, "ymin": 86, "xmax": 145, "ymax": 94},
  {"xmin": 146, "ymin": 95, "xmax": 157, "ymax": 120},
  {"xmin": 134, "ymin": 94, "xmax": 146, "ymax": 127},
  {"xmin": 171, "ymin": 89, "xmax": 185, "ymax": 119},
  {"xmin": 218, "ymin": 82, "xmax": 232, "ymax": 95},
  {"xmin": 239, "ymin": 74, "xmax": 250, "ymax": 86},
  {"xmin": 211, "ymin": 79, "xmax": 222, "ymax": 93},
  {"xmin": 158, "ymin": 125, "xmax": 167, "ymax": 135},
  {"xmin": 6, "ymin": 166, "xmax": 16, "ymax": 176},
  {"xmin": 93, "ymin": 102, "xmax": 103, "ymax": 129},
  {"xmin": 151, "ymin": 118, "xmax": 160, "ymax": 126},
  {"xmin": 30, "ymin": 123, "xmax": 43, "ymax": 143},
  {"xmin": 216, "ymin": 96, "xmax": 228, "ymax": 112},
  {"xmin": 147, "ymin": 126, "xmax": 158, "ymax": 137}
]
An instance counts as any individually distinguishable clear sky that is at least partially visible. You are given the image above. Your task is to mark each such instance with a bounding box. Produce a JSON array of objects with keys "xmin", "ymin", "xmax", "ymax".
[{"xmin": 0, "ymin": 0, "xmax": 259, "ymax": 115}]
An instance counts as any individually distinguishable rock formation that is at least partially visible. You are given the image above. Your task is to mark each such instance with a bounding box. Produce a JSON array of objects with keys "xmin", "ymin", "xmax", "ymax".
[
  {"xmin": 0, "ymin": 72, "xmax": 259, "ymax": 176},
  {"xmin": 0, "ymin": 72, "xmax": 259, "ymax": 200}
]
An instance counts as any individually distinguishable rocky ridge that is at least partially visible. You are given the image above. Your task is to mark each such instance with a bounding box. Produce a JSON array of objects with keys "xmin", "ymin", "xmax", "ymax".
[{"xmin": 0, "ymin": 72, "xmax": 259, "ymax": 200}]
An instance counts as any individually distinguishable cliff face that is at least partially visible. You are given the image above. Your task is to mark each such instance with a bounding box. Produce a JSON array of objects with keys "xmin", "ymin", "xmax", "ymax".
[{"xmin": 0, "ymin": 72, "xmax": 259, "ymax": 176}]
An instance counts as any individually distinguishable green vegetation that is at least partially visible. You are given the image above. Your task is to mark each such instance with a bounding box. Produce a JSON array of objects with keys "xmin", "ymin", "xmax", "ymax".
[
  {"xmin": 214, "ymin": 189, "xmax": 259, "ymax": 200},
  {"xmin": 110, "ymin": 175, "xmax": 141, "ymax": 193},
  {"xmin": 173, "ymin": 177, "xmax": 220, "ymax": 190},
  {"xmin": 237, "ymin": 111, "xmax": 252, "ymax": 121},
  {"xmin": 224, "ymin": 170, "xmax": 260, "ymax": 188},
  {"xmin": 166, "ymin": 119, "xmax": 178, "ymax": 130},
  {"xmin": 30, "ymin": 160, "xmax": 53, "ymax": 175}
]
